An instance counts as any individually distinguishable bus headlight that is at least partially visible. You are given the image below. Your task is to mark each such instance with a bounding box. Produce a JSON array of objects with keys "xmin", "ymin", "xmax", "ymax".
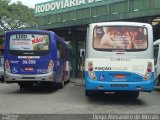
[
  {"xmin": 88, "ymin": 61, "xmax": 97, "ymax": 80},
  {"xmin": 48, "ymin": 60, "xmax": 54, "ymax": 73},
  {"xmin": 5, "ymin": 60, "xmax": 11, "ymax": 73}
]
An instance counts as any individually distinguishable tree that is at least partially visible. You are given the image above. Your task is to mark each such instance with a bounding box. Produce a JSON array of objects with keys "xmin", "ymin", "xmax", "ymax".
[{"xmin": 0, "ymin": 0, "xmax": 36, "ymax": 31}]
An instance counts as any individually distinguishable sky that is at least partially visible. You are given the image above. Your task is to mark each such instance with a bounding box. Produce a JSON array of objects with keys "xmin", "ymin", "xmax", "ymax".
[{"xmin": 11, "ymin": 0, "xmax": 50, "ymax": 8}]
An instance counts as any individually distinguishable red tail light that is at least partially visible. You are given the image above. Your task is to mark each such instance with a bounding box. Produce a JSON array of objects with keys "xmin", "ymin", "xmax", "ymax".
[
  {"xmin": 89, "ymin": 67, "xmax": 93, "ymax": 72},
  {"xmin": 144, "ymin": 62, "xmax": 152, "ymax": 80},
  {"xmin": 147, "ymin": 68, "xmax": 151, "ymax": 73},
  {"xmin": 48, "ymin": 60, "xmax": 54, "ymax": 73},
  {"xmin": 88, "ymin": 62, "xmax": 96, "ymax": 80},
  {"xmin": 5, "ymin": 60, "xmax": 11, "ymax": 73}
]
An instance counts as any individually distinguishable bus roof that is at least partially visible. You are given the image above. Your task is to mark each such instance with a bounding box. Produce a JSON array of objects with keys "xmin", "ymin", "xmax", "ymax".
[
  {"xmin": 6, "ymin": 30, "xmax": 51, "ymax": 34},
  {"xmin": 89, "ymin": 21, "xmax": 151, "ymax": 27}
]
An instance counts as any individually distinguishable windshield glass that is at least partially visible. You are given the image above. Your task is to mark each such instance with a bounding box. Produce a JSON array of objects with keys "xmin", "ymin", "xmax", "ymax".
[
  {"xmin": 9, "ymin": 34, "xmax": 50, "ymax": 56},
  {"xmin": 93, "ymin": 26, "xmax": 148, "ymax": 51}
]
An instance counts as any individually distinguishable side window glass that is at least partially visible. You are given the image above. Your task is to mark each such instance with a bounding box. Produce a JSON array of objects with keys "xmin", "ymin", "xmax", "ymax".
[
  {"xmin": 57, "ymin": 50, "xmax": 60, "ymax": 59},
  {"xmin": 61, "ymin": 48, "xmax": 64, "ymax": 59},
  {"xmin": 154, "ymin": 45, "xmax": 159, "ymax": 65},
  {"xmin": 57, "ymin": 42, "xmax": 61, "ymax": 59},
  {"xmin": 57, "ymin": 42, "xmax": 64, "ymax": 59}
]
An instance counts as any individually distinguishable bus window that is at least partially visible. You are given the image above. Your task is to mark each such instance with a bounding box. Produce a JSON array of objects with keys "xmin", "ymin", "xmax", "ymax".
[
  {"xmin": 57, "ymin": 43, "xmax": 65, "ymax": 59},
  {"xmin": 57, "ymin": 50, "xmax": 60, "ymax": 59},
  {"xmin": 154, "ymin": 45, "xmax": 159, "ymax": 65},
  {"xmin": 93, "ymin": 26, "xmax": 148, "ymax": 51},
  {"xmin": 9, "ymin": 34, "xmax": 50, "ymax": 56}
]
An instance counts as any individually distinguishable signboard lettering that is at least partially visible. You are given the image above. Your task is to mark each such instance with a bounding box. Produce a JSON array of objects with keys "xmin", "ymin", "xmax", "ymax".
[{"xmin": 35, "ymin": 0, "xmax": 105, "ymax": 16}]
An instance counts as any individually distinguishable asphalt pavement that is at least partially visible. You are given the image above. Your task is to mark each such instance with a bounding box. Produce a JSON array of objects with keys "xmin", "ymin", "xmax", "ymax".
[{"xmin": 0, "ymin": 78, "xmax": 160, "ymax": 119}]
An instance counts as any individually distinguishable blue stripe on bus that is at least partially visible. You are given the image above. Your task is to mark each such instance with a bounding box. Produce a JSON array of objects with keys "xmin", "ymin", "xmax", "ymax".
[{"xmin": 84, "ymin": 71, "xmax": 154, "ymax": 92}]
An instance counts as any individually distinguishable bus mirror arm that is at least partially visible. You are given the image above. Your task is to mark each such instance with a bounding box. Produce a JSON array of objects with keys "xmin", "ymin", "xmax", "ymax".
[{"xmin": 154, "ymin": 39, "xmax": 160, "ymax": 45}]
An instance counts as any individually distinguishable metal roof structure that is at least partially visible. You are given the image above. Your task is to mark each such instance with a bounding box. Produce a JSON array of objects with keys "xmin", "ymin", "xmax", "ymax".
[
  {"xmin": 23, "ymin": 0, "xmax": 160, "ymax": 41},
  {"xmin": 1, "ymin": 0, "xmax": 160, "ymax": 40},
  {"xmin": 34, "ymin": 0, "xmax": 160, "ymax": 29}
]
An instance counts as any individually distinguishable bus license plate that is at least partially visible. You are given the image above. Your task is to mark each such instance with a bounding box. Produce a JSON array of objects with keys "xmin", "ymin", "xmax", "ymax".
[
  {"xmin": 114, "ymin": 74, "xmax": 126, "ymax": 79},
  {"xmin": 25, "ymin": 67, "xmax": 33, "ymax": 71},
  {"xmin": 111, "ymin": 84, "xmax": 128, "ymax": 87}
]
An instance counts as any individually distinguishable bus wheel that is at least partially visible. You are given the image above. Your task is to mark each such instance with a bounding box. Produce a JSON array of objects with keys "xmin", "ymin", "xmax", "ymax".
[
  {"xmin": 132, "ymin": 91, "xmax": 139, "ymax": 98},
  {"xmin": 18, "ymin": 83, "xmax": 33, "ymax": 90},
  {"xmin": 57, "ymin": 74, "xmax": 65, "ymax": 89},
  {"xmin": 129, "ymin": 91, "xmax": 139, "ymax": 98},
  {"xmin": 0, "ymin": 76, "xmax": 4, "ymax": 83},
  {"xmin": 56, "ymin": 71, "xmax": 65, "ymax": 89},
  {"xmin": 57, "ymin": 80, "xmax": 64, "ymax": 89},
  {"xmin": 85, "ymin": 90, "xmax": 94, "ymax": 96}
]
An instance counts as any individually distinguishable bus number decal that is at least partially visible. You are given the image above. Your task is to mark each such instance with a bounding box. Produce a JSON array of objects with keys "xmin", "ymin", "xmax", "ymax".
[{"xmin": 22, "ymin": 60, "xmax": 36, "ymax": 64}]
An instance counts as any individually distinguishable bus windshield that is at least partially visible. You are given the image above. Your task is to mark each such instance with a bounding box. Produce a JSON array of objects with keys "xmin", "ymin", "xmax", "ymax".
[
  {"xmin": 93, "ymin": 26, "xmax": 148, "ymax": 51},
  {"xmin": 9, "ymin": 34, "xmax": 50, "ymax": 55}
]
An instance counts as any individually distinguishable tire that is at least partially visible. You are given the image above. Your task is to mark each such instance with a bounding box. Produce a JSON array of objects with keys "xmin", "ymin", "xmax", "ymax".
[
  {"xmin": 43, "ymin": 82, "xmax": 55, "ymax": 91},
  {"xmin": 85, "ymin": 90, "xmax": 89, "ymax": 96},
  {"xmin": 57, "ymin": 72, "xmax": 65, "ymax": 89},
  {"xmin": 127, "ymin": 91, "xmax": 139, "ymax": 98},
  {"xmin": 18, "ymin": 82, "xmax": 33, "ymax": 90},
  {"xmin": 57, "ymin": 80, "xmax": 64, "ymax": 89},
  {"xmin": 131, "ymin": 91, "xmax": 139, "ymax": 98},
  {"xmin": 85, "ymin": 90, "xmax": 94, "ymax": 96},
  {"xmin": 0, "ymin": 76, "xmax": 4, "ymax": 83}
]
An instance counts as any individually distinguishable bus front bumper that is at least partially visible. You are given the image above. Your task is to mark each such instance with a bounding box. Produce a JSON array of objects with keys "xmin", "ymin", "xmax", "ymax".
[
  {"xmin": 4, "ymin": 72, "xmax": 55, "ymax": 83},
  {"xmin": 85, "ymin": 78, "xmax": 154, "ymax": 92}
]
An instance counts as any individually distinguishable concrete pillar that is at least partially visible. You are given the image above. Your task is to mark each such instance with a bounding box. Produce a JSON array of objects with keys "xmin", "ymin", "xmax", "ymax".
[{"xmin": 71, "ymin": 30, "xmax": 78, "ymax": 78}]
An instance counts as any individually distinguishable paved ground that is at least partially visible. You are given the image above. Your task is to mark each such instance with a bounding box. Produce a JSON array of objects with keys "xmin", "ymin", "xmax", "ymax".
[{"xmin": 0, "ymin": 78, "xmax": 160, "ymax": 119}]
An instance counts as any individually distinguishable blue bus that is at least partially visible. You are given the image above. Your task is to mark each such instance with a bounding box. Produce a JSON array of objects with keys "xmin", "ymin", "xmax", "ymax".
[
  {"xmin": 4, "ymin": 30, "xmax": 71, "ymax": 89},
  {"xmin": 0, "ymin": 46, "xmax": 4, "ymax": 82},
  {"xmin": 85, "ymin": 22, "xmax": 154, "ymax": 97}
]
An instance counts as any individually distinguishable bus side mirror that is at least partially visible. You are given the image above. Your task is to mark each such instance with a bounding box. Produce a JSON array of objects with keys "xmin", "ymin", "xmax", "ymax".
[{"xmin": 80, "ymin": 49, "xmax": 85, "ymax": 58}]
